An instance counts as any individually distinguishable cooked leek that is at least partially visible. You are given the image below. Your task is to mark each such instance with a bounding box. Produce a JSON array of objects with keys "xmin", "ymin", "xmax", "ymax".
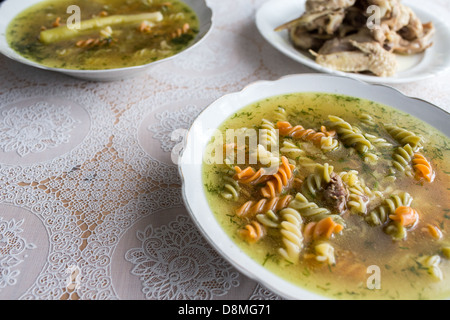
[{"xmin": 40, "ymin": 12, "xmax": 163, "ymax": 44}]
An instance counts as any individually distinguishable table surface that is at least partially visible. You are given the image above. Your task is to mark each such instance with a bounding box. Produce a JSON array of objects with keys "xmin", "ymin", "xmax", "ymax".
[{"xmin": 0, "ymin": 0, "xmax": 449, "ymax": 300}]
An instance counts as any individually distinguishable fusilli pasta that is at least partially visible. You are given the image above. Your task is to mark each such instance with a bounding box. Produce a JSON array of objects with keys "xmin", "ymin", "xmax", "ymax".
[
  {"xmin": 277, "ymin": 121, "xmax": 338, "ymax": 151},
  {"xmin": 385, "ymin": 124, "xmax": 422, "ymax": 151},
  {"xmin": 236, "ymin": 195, "xmax": 293, "ymax": 218},
  {"xmin": 327, "ymin": 115, "xmax": 372, "ymax": 154},
  {"xmin": 278, "ymin": 207, "xmax": 304, "ymax": 263},
  {"xmin": 260, "ymin": 156, "xmax": 295, "ymax": 198},
  {"xmin": 366, "ymin": 192, "xmax": 413, "ymax": 226}
]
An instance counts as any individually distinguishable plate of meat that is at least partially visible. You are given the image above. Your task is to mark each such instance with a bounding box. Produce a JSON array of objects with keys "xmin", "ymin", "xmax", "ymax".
[{"xmin": 256, "ymin": 0, "xmax": 450, "ymax": 84}]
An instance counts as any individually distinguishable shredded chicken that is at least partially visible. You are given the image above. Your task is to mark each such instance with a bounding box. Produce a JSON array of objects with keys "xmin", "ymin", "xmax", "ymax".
[
  {"xmin": 306, "ymin": 0, "xmax": 357, "ymax": 12},
  {"xmin": 275, "ymin": 0, "xmax": 435, "ymax": 77}
]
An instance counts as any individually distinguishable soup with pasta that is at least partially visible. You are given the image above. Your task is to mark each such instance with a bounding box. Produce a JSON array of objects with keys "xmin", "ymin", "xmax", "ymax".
[
  {"xmin": 202, "ymin": 92, "xmax": 450, "ymax": 300},
  {"xmin": 6, "ymin": 0, "xmax": 199, "ymax": 70}
]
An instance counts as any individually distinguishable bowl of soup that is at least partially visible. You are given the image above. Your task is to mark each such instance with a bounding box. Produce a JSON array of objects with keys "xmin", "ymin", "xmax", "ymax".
[
  {"xmin": 0, "ymin": 0, "xmax": 213, "ymax": 81},
  {"xmin": 179, "ymin": 73, "xmax": 450, "ymax": 300}
]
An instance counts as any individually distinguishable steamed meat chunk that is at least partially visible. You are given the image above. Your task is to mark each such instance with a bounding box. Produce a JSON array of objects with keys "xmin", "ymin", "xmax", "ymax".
[
  {"xmin": 399, "ymin": 8, "xmax": 425, "ymax": 40},
  {"xmin": 290, "ymin": 28, "xmax": 327, "ymax": 51},
  {"xmin": 323, "ymin": 172, "xmax": 348, "ymax": 214},
  {"xmin": 395, "ymin": 22, "xmax": 435, "ymax": 54},
  {"xmin": 378, "ymin": 0, "xmax": 411, "ymax": 31},
  {"xmin": 275, "ymin": 0, "xmax": 435, "ymax": 77},
  {"xmin": 314, "ymin": 38, "xmax": 397, "ymax": 76},
  {"xmin": 371, "ymin": 10, "xmax": 435, "ymax": 54},
  {"xmin": 306, "ymin": 0, "xmax": 356, "ymax": 12},
  {"xmin": 276, "ymin": 9, "xmax": 346, "ymax": 35}
]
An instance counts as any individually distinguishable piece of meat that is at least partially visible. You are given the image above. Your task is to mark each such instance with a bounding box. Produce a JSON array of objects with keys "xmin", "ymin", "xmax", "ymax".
[
  {"xmin": 323, "ymin": 172, "xmax": 348, "ymax": 214},
  {"xmin": 313, "ymin": 37, "xmax": 397, "ymax": 77},
  {"xmin": 348, "ymin": 40, "xmax": 398, "ymax": 75},
  {"xmin": 275, "ymin": 0, "xmax": 435, "ymax": 77},
  {"xmin": 365, "ymin": 0, "xmax": 399, "ymax": 20},
  {"xmin": 398, "ymin": 8, "xmax": 424, "ymax": 40},
  {"xmin": 276, "ymin": 8, "xmax": 346, "ymax": 35},
  {"xmin": 380, "ymin": 1, "xmax": 411, "ymax": 32},
  {"xmin": 318, "ymin": 28, "xmax": 374, "ymax": 54},
  {"xmin": 394, "ymin": 22, "xmax": 435, "ymax": 54},
  {"xmin": 372, "ymin": 19, "xmax": 435, "ymax": 54},
  {"xmin": 306, "ymin": 0, "xmax": 356, "ymax": 12},
  {"xmin": 289, "ymin": 27, "xmax": 327, "ymax": 51},
  {"xmin": 318, "ymin": 37, "xmax": 356, "ymax": 54},
  {"xmin": 342, "ymin": 6, "xmax": 367, "ymax": 29}
]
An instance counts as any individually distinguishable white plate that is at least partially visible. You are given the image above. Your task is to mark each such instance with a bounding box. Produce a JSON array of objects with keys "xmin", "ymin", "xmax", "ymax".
[
  {"xmin": 179, "ymin": 73, "xmax": 449, "ymax": 300},
  {"xmin": 256, "ymin": 0, "xmax": 450, "ymax": 84},
  {"xmin": 0, "ymin": 0, "xmax": 213, "ymax": 81}
]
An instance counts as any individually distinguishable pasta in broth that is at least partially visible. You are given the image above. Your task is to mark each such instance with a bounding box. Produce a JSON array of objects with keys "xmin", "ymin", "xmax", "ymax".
[
  {"xmin": 6, "ymin": 0, "xmax": 199, "ymax": 70},
  {"xmin": 202, "ymin": 93, "xmax": 450, "ymax": 300}
]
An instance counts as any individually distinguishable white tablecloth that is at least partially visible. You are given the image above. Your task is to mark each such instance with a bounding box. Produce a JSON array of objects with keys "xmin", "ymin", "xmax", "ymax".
[{"xmin": 0, "ymin": 0, "xmax": 448, "ymax": 300}]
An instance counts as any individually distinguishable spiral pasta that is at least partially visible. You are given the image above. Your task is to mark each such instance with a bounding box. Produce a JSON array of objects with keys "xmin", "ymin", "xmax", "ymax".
[
  {"xmin": 339, "ymin": 170, "xmax": 384, "ymax": 205},
  {"xmin": 280, "ymin": 140, "xmax": 317, "ymax": 168},
  {"xmin": 384, "ymin": 205, "xmax": 419, "ymax": 240},
  {"xmin": 239, "ymin": 220, "xmax": 265, "ymax": 243},
  {"xmin": 389, "ymin": 206, "xmax": 419, "ymax": 228},
  {"xmin": 303, "ymin": 217, "xmax": 344, "ymax": 242},
  {"xmin": 221, "ymin": 175, "xmax": 240, "ymax": 201},
  {"xmin": 274, "ymin": 106, "xmax": 287, "ymax": 122},
  {"xmin": 359, "ymin": 114, "xmax": 376, "ymax": 127},
  {"xmin": 364, "ymin": 133, "xmax": 393, "ymax": 148},
  {"xmin": 260, "ymin": 156, "xmax": 295, "ymax": 198},
  {"xmin": 278, "ymin": 207, "xmax": 304, "ymax": 263},
  {"xmin": 385, "ymin": 124, "xmax": 422, "ymax": 151},
  {"xmin": 280, "ymin": 140, "xmax": 304, "ymax": 158},
  {"xmin": 341, "ymin": 172, "xmax": 377, "ymax": 200},
  {"xmin": 327, "ymin": 115, "xmax": 373, "ymax": 154},
  {"xmin": 277, "ymin": 121, "xmax": 338, "ymax": 151},
  {"xmin": 288, "ymin": 192, "xmax": 335, "ymax": 222},
  {"xmin": 314, "ymin": 242, "xmax": 336, "ymax": 265},
  {"xmin": 412, "ymin": 153, "xmax": 434, "ymax": 182},
  {"xmin": 302, "ymin": 163, "xmax": 334, "ymax": 197},
  {"xmin": 236, "ymin": 194, "xmax": 293, "ymax": 218},
  {"xmin": 416, "ymin": 255, "xmax": 443, "ymax": 281},
  {"xmin": 391, "ymin": 144, "xmax": 414, "ymax": 176},
  {"xmin": 251, "ymin": 144, "xmax": 280, "ymax": 167},
  {"xmin": 259, "ymin": 119, "xmax": 279, "ymax": 147},
  {"xmin": 366, "ymin": 192, "xmax": 413, "ymax": 226},
  {"xmin": 256, "ymin": 209, "xmax": 280, "ymax": 228},
  {"xmin": 233, "ymin": 166, "xmax": 268, "ymax": 185}
]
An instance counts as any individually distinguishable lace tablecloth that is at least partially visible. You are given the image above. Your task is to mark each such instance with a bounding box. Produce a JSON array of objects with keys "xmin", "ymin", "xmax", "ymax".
[{"xmin": 0, "ymin": 0, "xmax": 449, "ymax": 300}]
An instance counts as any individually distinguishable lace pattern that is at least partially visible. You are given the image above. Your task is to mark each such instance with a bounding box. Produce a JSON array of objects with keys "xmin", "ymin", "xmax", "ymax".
[
  {"xmin": 0, "ymin": 102, "xmax": 79, "ymax": 157},
  {"xmin": 0, "ymin": 217, "xmax": 36, "ymax": 291},
  {"xmin": 125, "ymin": 215, "xmax": 240, "ymax": 300}
]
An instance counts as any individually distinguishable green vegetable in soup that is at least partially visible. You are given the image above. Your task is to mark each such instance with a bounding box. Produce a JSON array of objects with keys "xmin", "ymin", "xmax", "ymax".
[
  {"xmin": 7, "ymin": 0, "xmax": 199, "ymax": 70},
  {"xmin": 40, "ymin": 12, "xmax": 163, "ymax": 44}
]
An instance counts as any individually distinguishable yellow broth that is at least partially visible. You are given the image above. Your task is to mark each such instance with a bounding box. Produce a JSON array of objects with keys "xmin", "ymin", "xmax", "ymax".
[
  {"xmin": 7, "ymin": 0, "xmax": 199, "ymax": 70},
  {"xmin": 202, "ymin": 92, "xmax": 450, "ymax": 300}
]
